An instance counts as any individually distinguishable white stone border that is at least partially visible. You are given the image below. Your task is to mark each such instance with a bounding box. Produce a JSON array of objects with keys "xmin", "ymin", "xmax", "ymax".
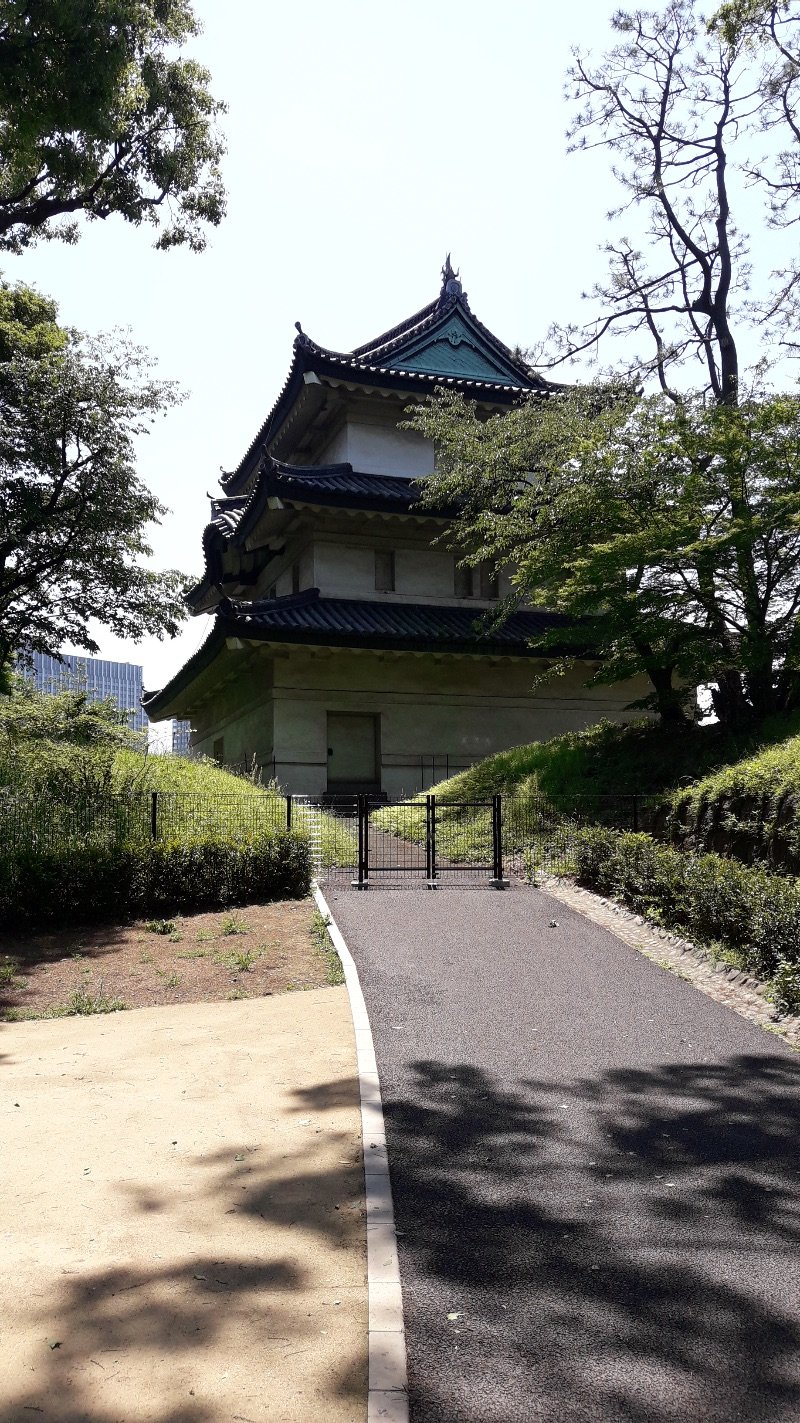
[{"xmin": 312, "ymin": 882, "xmax": 409, "ymax": 1423}]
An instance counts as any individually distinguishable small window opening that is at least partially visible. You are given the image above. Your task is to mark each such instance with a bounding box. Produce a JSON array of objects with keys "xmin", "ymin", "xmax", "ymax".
[
  {"xmin": 292, "ymin": 562, "xmax": 301, "ymax": 594},
  {"xmin": 375, "ymin": 549, "xmax": 396, "ymax": 592},
  {"xmin": 454, "ymin": 563, "xmax": 474, "ymax": 598},
  {"xmin": 480, "ymin": 565, "xmax": 499, "ymax": 600}
]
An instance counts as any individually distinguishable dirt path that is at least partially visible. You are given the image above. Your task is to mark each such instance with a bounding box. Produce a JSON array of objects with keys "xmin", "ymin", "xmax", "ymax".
[{"xmin": 0, "ymin": 990, "xmax": 366, "ymax": 1423}]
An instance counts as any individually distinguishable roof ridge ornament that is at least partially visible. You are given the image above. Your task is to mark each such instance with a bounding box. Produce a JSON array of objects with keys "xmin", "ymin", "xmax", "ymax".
[
  {"xmin": 294, "ymin": 320, "xmax": 311, "ymax": 349},
  {"xmin": 440, "ymin": 253, "xmax": 465, "ymax": 304}
]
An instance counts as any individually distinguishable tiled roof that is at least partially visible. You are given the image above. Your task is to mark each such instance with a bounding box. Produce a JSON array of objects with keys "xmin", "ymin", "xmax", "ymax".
[
  {"xmin": 262, "ymin": 462, "xmax": 448, "ymax": 514},
  {"xmin": 219, "ymin": 589, "xmax": 575, "ymax": 654},
  {"xmin": 143, "ymin": 591, "xmax": 589, "ymax": 719}
]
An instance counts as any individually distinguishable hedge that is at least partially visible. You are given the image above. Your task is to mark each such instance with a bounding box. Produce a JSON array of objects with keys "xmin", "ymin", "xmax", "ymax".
[
  {"xmin": 572, "ymin": 827, "xmax": 800, "ymax": 1013},
  {"xmin": 0, "ymin": 831, "xmax": 312, "ymax": 927}
]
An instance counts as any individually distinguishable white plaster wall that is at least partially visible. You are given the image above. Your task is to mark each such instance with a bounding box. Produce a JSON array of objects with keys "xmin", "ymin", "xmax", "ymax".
[
  {"xmin": 395, "ymin": 546, "xmax": 454, "ymax": 599},
  {"xmin": 268, "ymin": 649, "xmax": 652, "ymax": 797},
  {"xmin": 316, "ymin": 416, "xmax": 434, "ymax": 477},
  {"xmin": 313, "ymin": 541, "xmax": 375, "ymax": 597}
]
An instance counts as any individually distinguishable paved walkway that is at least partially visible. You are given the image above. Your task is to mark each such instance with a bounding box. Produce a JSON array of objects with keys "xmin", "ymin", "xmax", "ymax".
[
  {"xmin": 0, "ymin": 991, "xmax": 366, "ymax": 1423},
  {"xmin": 326, "ymin": 883, "xmax": 800, "ymax": 1423}
]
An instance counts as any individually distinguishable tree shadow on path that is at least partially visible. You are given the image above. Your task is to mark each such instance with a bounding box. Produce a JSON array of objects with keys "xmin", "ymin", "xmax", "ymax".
[{"xmin": 382, "ymin": 1053, "xmax": 800, "ymax": 1423}]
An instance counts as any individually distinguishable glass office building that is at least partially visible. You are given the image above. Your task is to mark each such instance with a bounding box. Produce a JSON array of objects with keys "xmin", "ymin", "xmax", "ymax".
[
  {"xmin": 26, "ymin": 651, "xmax": 149, "ymax": 735},
  {"xmin": 171, "ymin": 719, "xmax": 192, "ymax": 755}
]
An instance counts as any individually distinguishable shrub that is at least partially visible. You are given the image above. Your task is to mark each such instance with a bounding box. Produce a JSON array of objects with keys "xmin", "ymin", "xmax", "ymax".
[
  {"xmin": 0, "ymin": 831, "xmax": 311, "ymax": 927},
  {"xmin": 572, "ymin": 827, "xmax": 800, "ymax": 985}
]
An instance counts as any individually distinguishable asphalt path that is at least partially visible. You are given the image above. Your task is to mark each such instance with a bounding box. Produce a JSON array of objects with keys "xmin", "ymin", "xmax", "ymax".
[{"xmin": 325, "ymin": 882, "xmax": 800, "ymax": 1423}]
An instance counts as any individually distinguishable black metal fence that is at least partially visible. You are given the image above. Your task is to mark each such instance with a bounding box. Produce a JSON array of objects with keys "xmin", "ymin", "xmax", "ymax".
[
  {"xmin": 502, "ymin": 792, "xmax": 661, "ymax": 878},
  {"xmin": 0, "ymin": 788, "xmax": 291, "ymax": 854},
  {"xmin": 0, "ymin": 785, "xmax": 661, "ymax": 885}
]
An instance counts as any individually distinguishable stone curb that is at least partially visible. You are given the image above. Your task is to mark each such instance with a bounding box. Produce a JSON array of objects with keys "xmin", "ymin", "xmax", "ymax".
[{"xmin": 312, "ymin": 883, "xmax": 409, "ymax": 1423}]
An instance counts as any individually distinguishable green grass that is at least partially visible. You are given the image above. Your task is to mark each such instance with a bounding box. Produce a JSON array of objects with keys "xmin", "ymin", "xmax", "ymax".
[
  {"xmin": 1, "ymin": 985, "xmax": 127, "ymax": 1021},
  {"xmin": 375, "ymin": 713, "xmax": 800, "ymax": 870},
  {"xmin": 667, "ymin": 728, "xmax": 800, "ymax": 868},
  {"xmin": 220, "ymin": 912, "xmax": 248, "ymax": 935},
  {"xmin": 414, "ymin": 714, "xmax": 800, "ymax": 806},
  {"xmin": 213, "ymin": 946, "xmax": 258, "ymax": 972}
]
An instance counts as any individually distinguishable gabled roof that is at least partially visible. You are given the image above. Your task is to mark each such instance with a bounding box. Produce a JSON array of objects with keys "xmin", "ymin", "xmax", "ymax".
[
  {"xmin": 143, "ymin": 588, "xmax": 582, "ymax": 720},
  {"xmin": 222, "ymin": 260, "xmax": 553, "ymax": 495}
]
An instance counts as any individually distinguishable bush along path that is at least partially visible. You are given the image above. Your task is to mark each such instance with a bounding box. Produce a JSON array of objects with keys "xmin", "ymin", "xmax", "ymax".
[
  {"xmin": 571, "ymin": 828, "xmax": 800, "ymax": 1019},
  {"xmin": 326, "ymin": 884, "xmax": 800, "ymax": 1423}
]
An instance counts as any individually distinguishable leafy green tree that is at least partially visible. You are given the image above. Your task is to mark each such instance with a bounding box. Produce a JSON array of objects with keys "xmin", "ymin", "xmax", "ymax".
[
  {"xmin": 0, "ymin": 0, "xmax": 226, "ymax": 252},
  {"xmin": 0, "ymin": 280, "xmax": 189, "ymax": 677},
  {"xmin": 413, "ymin": 385, "xmax": 800, "ymax": 726},
  {"xmin": 0, "ymin": 670, "xmax": 142, "ymax": 747}
]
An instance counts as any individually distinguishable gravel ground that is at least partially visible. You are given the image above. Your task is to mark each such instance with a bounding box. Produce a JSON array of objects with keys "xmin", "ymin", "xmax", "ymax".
[{"xmin": 327, "ymin": 881, "xmax": 800, "ymax": 1423}]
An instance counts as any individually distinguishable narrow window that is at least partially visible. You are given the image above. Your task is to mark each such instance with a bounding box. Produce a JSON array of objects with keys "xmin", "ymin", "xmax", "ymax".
[
  {"xmin": 375, "ymin": 549, "xmax": 395, "ymax": 592},
  {"xmin": 454, "ymin": 563, "xmax": 474, "ymax": 598},
  {"xmin": 480, "ymin": 565, "xmax": 499, "ymax": 600},
  {"xmin": 292, "ymin": 562, "xmax": 301, "ymax": 594},
  {"xmin": 213, "ymin": 737, "xmax": 224, "ymax": 766}
]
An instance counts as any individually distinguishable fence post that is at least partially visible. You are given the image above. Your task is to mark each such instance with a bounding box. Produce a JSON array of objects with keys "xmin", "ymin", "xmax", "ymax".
[
  {"xmin": 286, "ymin": 795, "xmax": 292, "ymax": 831},
  {"xmin": 356, "ymin": 794, "xmax": 368, "ymax": 888},
  {"xmin": 491, "ymin": 794, "xmax": 505, "ymax": 887},
  {"xmin": 426, "ymin": 795, "xmax": 437, "ymax": 884},
  {"xmin": 150, "ymin": 790, "xmax": 158, "ymax": 841}
]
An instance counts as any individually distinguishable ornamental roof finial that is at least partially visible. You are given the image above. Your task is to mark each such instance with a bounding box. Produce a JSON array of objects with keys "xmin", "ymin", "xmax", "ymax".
[
  {"xmin": 294, "ymin": 320, "xmax": 310, "ymax": 349},
  {"xmin": 440, "ymin": 253, "xmax": 463, "ymax": 301}
]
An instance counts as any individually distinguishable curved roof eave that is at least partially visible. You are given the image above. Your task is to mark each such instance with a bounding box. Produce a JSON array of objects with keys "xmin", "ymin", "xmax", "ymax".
[{"xmin": 141, "ymin": 620, "xmax": 225, "ymax": 721}]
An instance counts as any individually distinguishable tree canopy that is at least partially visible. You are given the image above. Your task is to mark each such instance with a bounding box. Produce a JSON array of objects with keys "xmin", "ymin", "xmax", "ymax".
[
  {"xmin": 0, "ymin": 670, "xmax": 142, "ymax": 748},
  {"xmin": 412, "ymin": 1, "xmax": 800, "ymax": 729},
  {"xmin": 538, "ymin": 0, "xmax": 800, "ymax": 401},
  {"xmin": 414, "ymin": 384, "xmax": 800, "ymax": 727},
  {"xmin": 0, "ymin": 279, "xmax": 190, "ymax": 676},
  {"xmin": 0, "ymin": 0, "xmax": 226, "ymax": 251}
]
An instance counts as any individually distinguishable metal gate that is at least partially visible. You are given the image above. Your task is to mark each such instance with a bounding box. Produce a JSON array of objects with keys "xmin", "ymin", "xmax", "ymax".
[{"xmin": 351, "ymin": 793, "xmax": 507, "ymax": 889}]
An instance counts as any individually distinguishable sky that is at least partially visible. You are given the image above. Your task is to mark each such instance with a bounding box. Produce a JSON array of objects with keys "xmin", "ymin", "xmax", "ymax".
[{"xmin": 7, "ymin": 0, "xmax": 792, "ymax": 704}]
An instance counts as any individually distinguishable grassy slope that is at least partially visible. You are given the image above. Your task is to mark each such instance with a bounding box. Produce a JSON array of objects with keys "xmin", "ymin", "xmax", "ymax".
[
  {"xmin": 419, "ymin": 714, "xmax": 800, "ymax": 807},
  {"xmin": 111, "ymin": 750, "xmax": 277, "ymax": 796}
]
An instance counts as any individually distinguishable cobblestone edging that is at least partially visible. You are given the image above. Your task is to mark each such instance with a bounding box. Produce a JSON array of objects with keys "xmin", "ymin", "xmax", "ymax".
[{"xmin": 533, "ymin": 873, "xmax": 800, "ymax": 1053}]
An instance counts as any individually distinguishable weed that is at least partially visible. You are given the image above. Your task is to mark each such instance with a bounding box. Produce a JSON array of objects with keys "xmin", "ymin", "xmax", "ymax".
[
  {"xmin": 227, "ymin": 988, "xmax": 251, "ymax": 1001},
  {"xmin": 310, "ymin": 909, "xmax": 344, "ymax": 987},
  {"xmin": 145, "ymin": 919, "xmax": 176, "ymax": 936},
  {"xmin": 213, "ymin": 946, "xmax": 259, "ymax": 973},
  {"xmin": 67, "ymin": 984, "xmax": 126, "ymax": 1016},
  {"xmin": 139, "ymin": 950, "xmax": 154, "ymax": 965},
  {"xmin": 772, "ymin": 958, "xmax": 800, "ymax": 1015},
  {"xmin": 176, "ymin": 948, "xmax": 208, "ymax": 960},
  {"xmin": 220, "ymin": 913, "xmax": 248, "ymax": 936},
  {"xmin": 0, "ymin": 959, "xmax": 22, "ymax": 986},
  {"xmin": 155, "ymin": 967, "xmax": 181, "ymax": 986},
  {"xmin": 69, "ymin": 949, "xmax": 85, "ymax": 962},
  {"xmin": 195, "ymin": 930, "xmax": 215, "ymax": 943},
  {"xmin": 168, "ymin": 931, "xmax": 183, "ymax": 943}
]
